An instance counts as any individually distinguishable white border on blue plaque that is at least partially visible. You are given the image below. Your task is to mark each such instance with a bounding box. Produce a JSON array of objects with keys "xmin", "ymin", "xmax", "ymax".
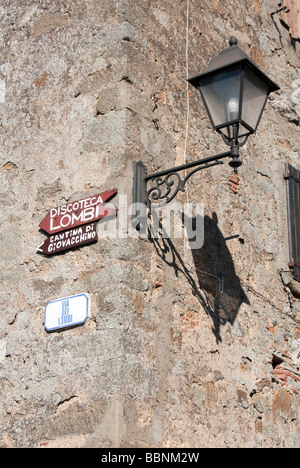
[{"xmin": 44, "ymin": 293, "xmax": 90, "ymax": 332}]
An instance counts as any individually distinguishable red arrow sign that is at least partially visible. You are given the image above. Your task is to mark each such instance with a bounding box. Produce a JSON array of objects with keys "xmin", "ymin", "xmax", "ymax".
[
  {"xmin": 39, "ymin": 189, "xmax": 117, "ymax": 234},
  {"xmin": 37, "ymin": 222, "xmax": 99, "ymax": 255}
]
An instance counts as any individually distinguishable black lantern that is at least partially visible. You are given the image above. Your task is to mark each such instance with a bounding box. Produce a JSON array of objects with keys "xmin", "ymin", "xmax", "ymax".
[
  {"xmin": 132, "ymin": 37, "xmax": 280, "ymax": 221},
  {"xmin": 188, "ymin": 37, "xmax": 280, "ymax": 147}
]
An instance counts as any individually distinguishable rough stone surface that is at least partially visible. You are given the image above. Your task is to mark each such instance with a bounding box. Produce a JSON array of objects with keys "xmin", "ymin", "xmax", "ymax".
[{"xmin": 0, "ymin": 0, "xmax": 299, "ymax": 448}]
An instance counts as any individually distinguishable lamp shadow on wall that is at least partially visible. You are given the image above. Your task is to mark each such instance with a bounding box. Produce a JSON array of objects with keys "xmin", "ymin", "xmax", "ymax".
[{"xmin": 150, "ymin": 212, "xmax": 250, "ymax": 344}]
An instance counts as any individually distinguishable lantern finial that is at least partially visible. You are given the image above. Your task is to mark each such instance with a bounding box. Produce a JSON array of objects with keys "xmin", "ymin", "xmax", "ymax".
[{"xmin": 229, "ymin": 36, "xmax": 238, "ymax": 47}]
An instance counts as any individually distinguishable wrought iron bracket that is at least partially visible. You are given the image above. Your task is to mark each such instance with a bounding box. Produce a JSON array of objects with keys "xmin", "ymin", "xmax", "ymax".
[
  {"xmin": 132, "ymin": 147, "xmax": 240, "ymax": 231},
  {"xmin": 133, "ymin": 149, "xmax": 239, "ymax": 208}
]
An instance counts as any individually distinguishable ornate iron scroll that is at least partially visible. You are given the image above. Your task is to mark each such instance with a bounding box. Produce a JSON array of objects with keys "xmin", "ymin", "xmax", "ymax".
[
  {"xmin": 132, "ymin": 149, "xmax": 236, "ymax": 221},
  {"xmin": 146, "ymin": 160, "xmax": 224, "ymax": 207}
]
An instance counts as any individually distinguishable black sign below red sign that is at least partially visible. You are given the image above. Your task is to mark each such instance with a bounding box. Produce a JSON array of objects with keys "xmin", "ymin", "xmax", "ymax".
[{"xmin": 37, "ymin": 222, "xmax": 99, "ymax": 255}]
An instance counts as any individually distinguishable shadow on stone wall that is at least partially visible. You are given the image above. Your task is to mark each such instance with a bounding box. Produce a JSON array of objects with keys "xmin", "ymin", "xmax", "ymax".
[{"xmin": 150, "ymin": 212, "xmax": 249, "ymax": 343}]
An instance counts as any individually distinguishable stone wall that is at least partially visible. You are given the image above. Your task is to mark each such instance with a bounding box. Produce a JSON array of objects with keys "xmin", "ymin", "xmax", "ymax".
[{"xmin": 0, "ymin": 0, "xmax": 299, "ymax": 448}]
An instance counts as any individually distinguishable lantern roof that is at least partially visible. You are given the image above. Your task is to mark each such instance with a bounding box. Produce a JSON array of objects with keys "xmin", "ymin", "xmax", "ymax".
[{"xmin": 188, "ymin": 37, "xmax": 280, "ymax": 94}]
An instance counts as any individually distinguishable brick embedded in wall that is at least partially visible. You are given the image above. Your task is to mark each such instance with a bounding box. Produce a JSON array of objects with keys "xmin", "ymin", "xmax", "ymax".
[
  {"xmin": 272, "ymin": 354, "xmax": 300, "ymax": 387},
  {"xmin": 228, "ymin": 174, "xmax": 239, "ymax": 194},
  {"xmin": 273, "ymin": 366, "xmax": 299, "ymax": 384}
]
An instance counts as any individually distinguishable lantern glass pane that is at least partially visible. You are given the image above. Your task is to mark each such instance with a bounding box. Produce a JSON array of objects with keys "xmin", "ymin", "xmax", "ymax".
[
  {"xmin": 241, "ymin": 67, "xmax": 269, "ymax": 132},
  {"xmin": 199, "ymin": 67, "xmax": 242, "ymax": 129}
]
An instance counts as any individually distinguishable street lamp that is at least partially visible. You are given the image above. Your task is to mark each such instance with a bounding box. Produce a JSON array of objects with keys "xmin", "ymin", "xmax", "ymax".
[
  {"xmin": 188, "ymin": 37, "xmax": 280, "ymax": 172},
  {"xmin": 132, "ymin": 37, "xmax": 280, "ymax": 221}
]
